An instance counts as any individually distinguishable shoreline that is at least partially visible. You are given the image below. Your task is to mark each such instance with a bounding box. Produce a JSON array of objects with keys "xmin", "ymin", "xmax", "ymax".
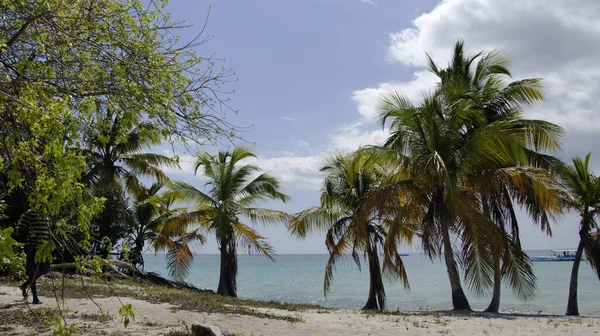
[{"xmin": 1, "ymin": 276, "xmax": 599, "ymax": 335}]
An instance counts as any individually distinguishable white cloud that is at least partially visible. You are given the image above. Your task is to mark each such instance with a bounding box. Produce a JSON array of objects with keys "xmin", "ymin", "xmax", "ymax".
[
  {"xmin": 351, "ymin": 71, "xmax": 438, "ymax": 122},
  {"xmin": 386, "ymin": 0, "xmax": 600, "ymax": 132},
  {"xmin": 167, "ymin": 0, "xmax": 600, "ymax": 194},
  {"xmin": 162, "ymin": 154, "xmax": 196, "ymax": 177},
  {"xmin": 328, "ymin": 121, "xmax": 389, "ymax": 152},
  {"xmin": 281, "ymin": 116, "xmax": 298, "ymax": 122},
  {"xmin": 361, "ymin": 0, "xmax": 374, "ymax": 4},
  {"xmin": 162, "ymin": 151, "xmax": 323, "ymax": 191},
  {"xmin": 249, "ymin": 155, "xmax": 324, "ymax": 191}
]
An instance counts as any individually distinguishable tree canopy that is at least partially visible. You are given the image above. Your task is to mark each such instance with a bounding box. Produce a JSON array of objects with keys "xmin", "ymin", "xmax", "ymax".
[{"xmin": 0, "ymin": 0, "xmax": 237, "ymax": 243}]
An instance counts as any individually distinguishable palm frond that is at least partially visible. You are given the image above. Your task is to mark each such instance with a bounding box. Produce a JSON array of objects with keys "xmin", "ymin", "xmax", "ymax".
[
  {"xmin": 501, "ymin": 238, "xmax": 537, "ymax": 301},
  {"xmin": 237, "ymin": 173, "xmax": 290, "ymax": 204},
  {"xmin": 289, "ymin": 207, "xmax": 345, "ymax": 238},
  {"xmin": 233, "ymin": 222, "xmax": 275, "ymax": 260},
  {"xmin": 167, "ymin": 181, "xmax": 217, "ymax": 206},
  {"xmin": 323, "ymin": 227, "xmax": 353, "ymax": 295},
  {"xmin": 164, "ymin": 229, "xmax": 203, "ymax": 281},
  {"xmin": 241, "ymin": 208, "xmax": 291, "ymax": 226}
]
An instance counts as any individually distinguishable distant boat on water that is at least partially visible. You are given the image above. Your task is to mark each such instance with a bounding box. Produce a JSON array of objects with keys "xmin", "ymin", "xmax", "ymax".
[
  {"xmin": 532, "ymin": 250, "xmax": 579, "ymax": 262},
  {"xmin": 400, "ymin": 253, "xmax": 410, "ymax": 257}
]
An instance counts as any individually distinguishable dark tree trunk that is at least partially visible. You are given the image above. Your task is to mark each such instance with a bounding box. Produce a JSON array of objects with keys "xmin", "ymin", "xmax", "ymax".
[
  {"xmin": 440, "ymin": 216, "xmax": 471, "ymax": 311},
  {"xmin": 133, "ymin": 235, "xmax": 145, "ymax": 270},
  {"xmin": 566, "ymin": 238, "xmax": 585, "ymax": 316},
  {"xmin": 217, "ymin": 235, "xmax": 238, "ymax": 297},
  {"xmin": 363, "ymin": 243, "xmax": 385, "ymax": 310},
  {"xmin": 485, "ymin": 255, "xmax": 502, "ymax": 313}
]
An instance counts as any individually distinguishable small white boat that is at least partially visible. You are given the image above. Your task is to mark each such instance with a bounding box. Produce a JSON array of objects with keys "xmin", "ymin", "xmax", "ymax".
[{"xmin": 532, "ymin": 249, "xmax": 579, "ymax": 262}]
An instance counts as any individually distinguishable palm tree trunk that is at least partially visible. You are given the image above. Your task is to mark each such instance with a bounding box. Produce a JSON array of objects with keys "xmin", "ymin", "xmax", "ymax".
[
  {"xmin": 133, "ymin": 236, "xmax": 145, "ymax": 269},
  {"xmin": 363, "ymin": 243, "xmax": 385, "ymax": 310},
  {"xmin": 440, "ymin": 216, "xmax": 471, "ymax": 311},
  {"xmin": 566, "ymin": 238, "xmax": 585, "ymax": 316},
  {"xmin": 217, "ymin": 235, "xmax": 238, "ymax": 297},
  {"xmin": 485, "ymin": 255, "xmax": 502, "ymax": 313}
]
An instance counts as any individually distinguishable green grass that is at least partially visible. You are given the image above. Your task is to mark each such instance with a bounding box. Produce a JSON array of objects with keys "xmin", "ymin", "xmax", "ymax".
[{"xmin": 14, "ymin": 274, "xmax": 323, "ymax": 323}]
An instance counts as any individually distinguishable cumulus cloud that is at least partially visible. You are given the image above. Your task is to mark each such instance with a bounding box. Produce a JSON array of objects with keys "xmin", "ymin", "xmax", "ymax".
[
  {"xmin": 162, "ymin": 154, "xmax": 197, "ymax": 177},
  {"xmin": 168, "ymin": 0, "xmax": 600, "ymax": 194},
  {"xmin": 248, "ymin": 155, "xmax": 324, "ymax": 191},
  {"xmin": 351, "ymin": 71, "xmax": 438, "ymax": 122},
  {"xmin": 386, "ymin": 0, "xmax": 600, "ymax": 133},
  {"xmin": 328, "ymin": 122, "xmax": 389, "ymax": 152}
]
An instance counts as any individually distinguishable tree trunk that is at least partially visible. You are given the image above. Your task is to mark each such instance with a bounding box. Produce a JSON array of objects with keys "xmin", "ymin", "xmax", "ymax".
[
  {"xmin": 485, "ymin": 255, "xmax": 502, "ymax": 313},
  {"xmin": 363, "ymin": 243, "xmax": 385, "ymax": 310},
  {"xmin": 440, "ymin": 216, "xmax": 471, "ymax": 311},
  {"xmin": 566, "ymin": 238, "xmax": 585, "ymax": 316},
  {"xmin": 133, "ymin": 235, "xmax": 145, "ymax": 270},
  {"xmin": 217, "ymin": 235, "xmax": 238, "ymax": 297}
]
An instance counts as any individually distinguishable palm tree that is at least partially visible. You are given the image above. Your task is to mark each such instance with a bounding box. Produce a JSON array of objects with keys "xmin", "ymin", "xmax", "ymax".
[
  {"xmin": 83, "ymin": 111, "xmax": 179, "ymax": 256},
  {"xmin": 476, "ymin": 166, "xmax": 561, "ymax": 312},
  {"xmin": 168, "ymin": 147, "xmax": 289, "ymax": 297},
  {"xmin": 83, "ymin": 119, "xmax": 179, "ymax": 193},
  {"xmin": 379, "ymin": 41, "xmax": 563, "ymax": 310},
  {"xmin": 561, "ymin": 153, "xmax": 600, "ymax": 316},
  {"xmin": 126, "ymin": 182, "xmax": 199, "ymax": 271},
  {"xmin": 427, "ymin": 41, "xmax": 563, "ymax": 312},
  {"xmin": 290, "ymin": 150, "xmax": 417, "ymax": 310}
]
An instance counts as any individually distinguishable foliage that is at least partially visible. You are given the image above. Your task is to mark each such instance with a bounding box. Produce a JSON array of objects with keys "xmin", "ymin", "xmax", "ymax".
[
  {"xmin": 0, "ymin": 227, "xmax": 25, "ymax": 278},
  {"xmin": 83, "ymin": 119, "xmax": 180, "ymax": 256},
  {"xmin": 44, "ymin": 313, "xmax": 79, "ymax": 336},
  {"xmin": 125, "ymin": 182, "xmax": 198, "ymax": 270},
  {"xmin": 118, "ymin": 303, "xmax": 135, "ymax": 328},
  {"xmin": 0, "ymin": 0, "xmax": 236, "ymax": 260}
]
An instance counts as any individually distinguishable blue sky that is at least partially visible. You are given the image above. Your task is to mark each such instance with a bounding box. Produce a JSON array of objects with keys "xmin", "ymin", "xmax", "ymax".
[{"xmin": 160, "ymin": 0, "xmax": 600, "ymax": 254}]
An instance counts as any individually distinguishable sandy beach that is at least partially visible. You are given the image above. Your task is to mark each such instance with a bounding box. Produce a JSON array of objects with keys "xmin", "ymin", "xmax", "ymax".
[{"xmin": 1, "ymin": 284, "xmax": 598, "ymax": 336}]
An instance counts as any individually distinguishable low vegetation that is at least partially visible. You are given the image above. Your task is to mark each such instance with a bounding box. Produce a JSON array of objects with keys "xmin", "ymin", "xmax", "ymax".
[{"xmin": 20, "ymin": 274, "xmax": 324, "ymax": 322}]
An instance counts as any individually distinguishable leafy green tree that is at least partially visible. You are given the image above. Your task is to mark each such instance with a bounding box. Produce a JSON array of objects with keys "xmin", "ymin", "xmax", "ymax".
[
  {"xmin": 561, "ymin": 153, "xmax": 600, "ymax": 316},
  {"xmin": 379, "ymin": 41, "xmax": 563, "ymax": 310},
  {"xmin": 290, "ymin": 150, "xmax": 417, "ymax": 310},
  {"xmin": 0, "ymin": 0, "xmax": 236, "ymax": 258},
  {"xmin": 1, "ymin": 1, "xmax": 236, "ymax": 332},
  {"xmin": 168, "ymin": 147, "xmax": 289, "ymax": 296}
]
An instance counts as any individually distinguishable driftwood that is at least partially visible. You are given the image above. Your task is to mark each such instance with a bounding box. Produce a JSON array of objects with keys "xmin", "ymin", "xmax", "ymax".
[{"xmin": 50, "ymin": 259, "xmax": 213, "ymax": 293}]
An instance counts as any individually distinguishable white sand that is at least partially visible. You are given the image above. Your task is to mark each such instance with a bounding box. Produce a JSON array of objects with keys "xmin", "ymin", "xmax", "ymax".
[{"xmin": 1, "ymin": 285, "xmax": 598, "ymax": 336}]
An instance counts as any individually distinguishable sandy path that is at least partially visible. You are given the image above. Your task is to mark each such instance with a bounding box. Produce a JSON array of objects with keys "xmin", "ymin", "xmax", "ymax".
[{"xmin": 1, "ymin": 286, "xmax": 598, "ymax": 336}]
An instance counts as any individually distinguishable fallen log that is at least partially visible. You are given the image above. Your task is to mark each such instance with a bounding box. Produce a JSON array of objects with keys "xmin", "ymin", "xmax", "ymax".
[{"xmin": 50, "ymin": 259, "xmax": 213, "ymax": 293}]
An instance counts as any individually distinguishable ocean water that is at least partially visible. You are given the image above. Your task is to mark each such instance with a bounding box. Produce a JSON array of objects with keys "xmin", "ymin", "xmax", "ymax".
[{"xmin": 143, "ymin": 251, "xmax": 600, "ymax": 316}]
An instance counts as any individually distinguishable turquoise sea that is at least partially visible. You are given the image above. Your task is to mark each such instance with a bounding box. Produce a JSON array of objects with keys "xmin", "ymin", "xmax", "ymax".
[{"xmin": 143, "ymin": 251, "xmax": 600, "ymax": 316}]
